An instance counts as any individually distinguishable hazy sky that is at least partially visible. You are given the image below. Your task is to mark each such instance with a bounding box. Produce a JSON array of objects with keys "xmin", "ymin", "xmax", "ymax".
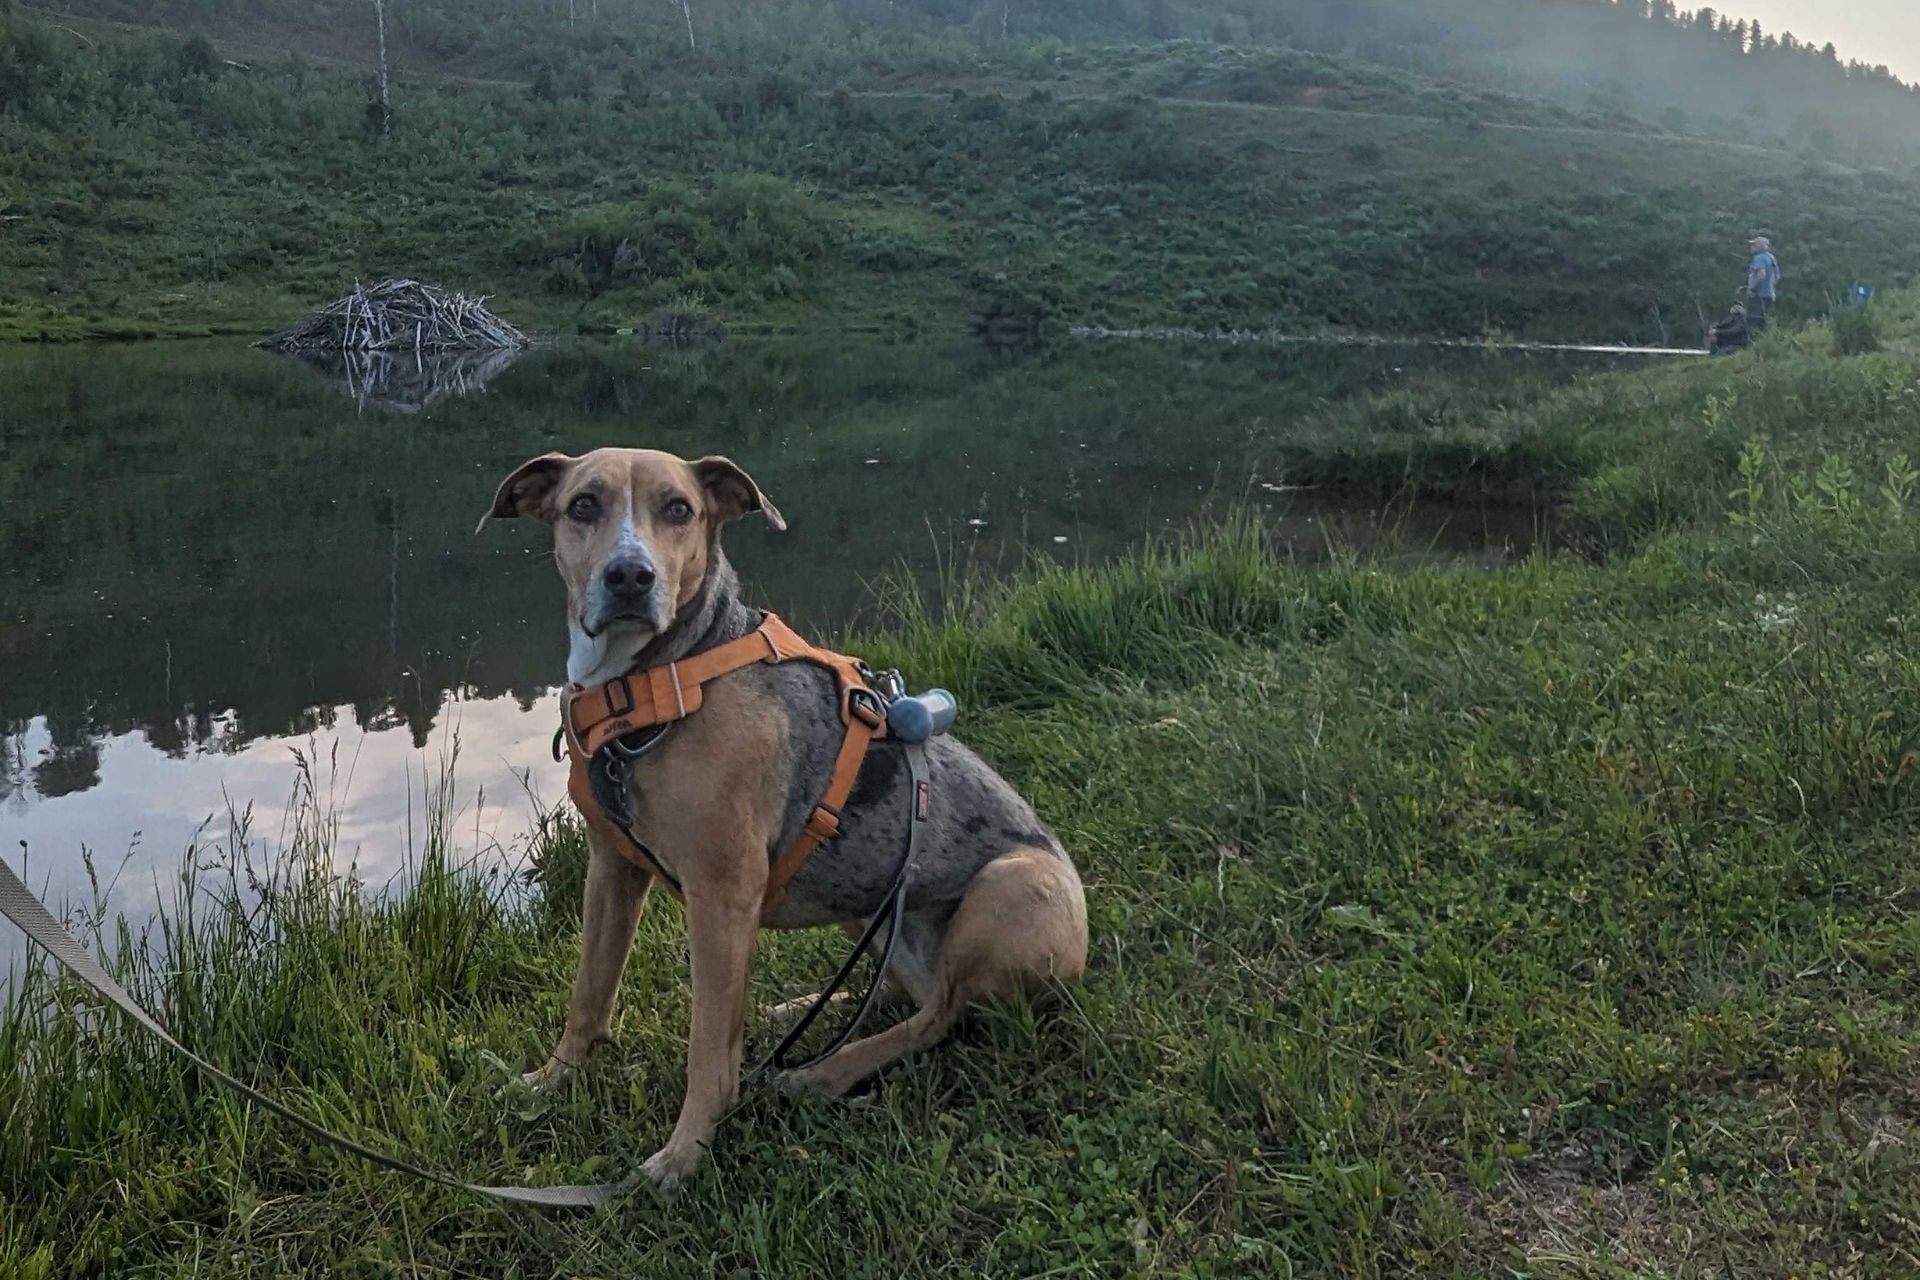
[{"xmin": 1726, "ymin": 1, "xmax": 1920, "ymax": 82}]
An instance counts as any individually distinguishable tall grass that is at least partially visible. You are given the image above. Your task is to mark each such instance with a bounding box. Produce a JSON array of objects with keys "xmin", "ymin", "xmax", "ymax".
[{"xmin": 6, "ymin": 301, "xmax": 1920, "ymax": 1276}]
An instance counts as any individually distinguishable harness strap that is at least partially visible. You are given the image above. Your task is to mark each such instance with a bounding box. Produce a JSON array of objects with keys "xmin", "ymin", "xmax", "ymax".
[
  {"xmin": 763, "ymin": 686, "xmax": 885, "ymax": 917},
  {"xmin": 561, "ymin": 614, "xmax": 885, "ymax": 920}
]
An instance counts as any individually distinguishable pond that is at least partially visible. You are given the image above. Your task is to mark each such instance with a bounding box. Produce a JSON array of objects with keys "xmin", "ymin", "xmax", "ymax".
[{"xmin": 0, "ymin": 333, "xmax": 1626, "ymax": 949}]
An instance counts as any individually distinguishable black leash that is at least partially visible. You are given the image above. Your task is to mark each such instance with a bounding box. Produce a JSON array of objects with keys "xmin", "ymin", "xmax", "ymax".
[{"xmin": 751, "ymin": 740, "xmax": 927, "ymax": 1080}]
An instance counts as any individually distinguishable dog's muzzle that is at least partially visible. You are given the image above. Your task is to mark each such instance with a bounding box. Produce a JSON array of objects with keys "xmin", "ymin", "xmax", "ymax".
[{"xmin": 583, "ymin": 555, "xmax": 664, "ymax": 636}]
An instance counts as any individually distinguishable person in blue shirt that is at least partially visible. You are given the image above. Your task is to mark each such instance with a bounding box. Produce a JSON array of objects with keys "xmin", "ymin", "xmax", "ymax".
[{"xmin": 1745, "ymin": 236, "xmax": 1780, "ymax": 332}]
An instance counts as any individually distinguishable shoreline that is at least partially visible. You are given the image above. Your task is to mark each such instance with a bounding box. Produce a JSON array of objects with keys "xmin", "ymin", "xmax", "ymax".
[{"xmin": 6, "ymin": 298, "xmax": 1920, "ymax": 1272}]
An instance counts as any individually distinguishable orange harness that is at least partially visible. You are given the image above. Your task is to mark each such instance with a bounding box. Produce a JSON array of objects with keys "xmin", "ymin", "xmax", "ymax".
[{"xmin": 561, "ymin": 613, "xmax": 886, "ymax": 919}]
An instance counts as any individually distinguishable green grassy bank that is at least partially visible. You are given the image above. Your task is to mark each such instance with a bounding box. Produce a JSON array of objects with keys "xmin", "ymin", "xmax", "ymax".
[{"xmin": 5, "ymin": 302, "xmax": 1920, "ymax": 1276}]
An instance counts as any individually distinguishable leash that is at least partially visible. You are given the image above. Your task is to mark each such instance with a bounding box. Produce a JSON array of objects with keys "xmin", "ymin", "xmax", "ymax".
[
  {"xmin": 752, "ymin": 739, "xmax": 927, "ymax": 1080},
  {"xmin": 0, "ymin": 857, "xmax": 628, "ymax": 1208}
]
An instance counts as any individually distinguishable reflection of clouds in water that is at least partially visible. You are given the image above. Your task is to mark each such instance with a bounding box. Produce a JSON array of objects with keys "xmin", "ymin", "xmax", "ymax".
[{"xmin": 0, "ymin": 690, "xmax": 567, "ymax": 945}]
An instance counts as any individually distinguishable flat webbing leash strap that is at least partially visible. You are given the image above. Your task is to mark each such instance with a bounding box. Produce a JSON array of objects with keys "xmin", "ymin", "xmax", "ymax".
[{"xmin": 0, "ymin": 859, "xmax": 627, "ymax": 1209}]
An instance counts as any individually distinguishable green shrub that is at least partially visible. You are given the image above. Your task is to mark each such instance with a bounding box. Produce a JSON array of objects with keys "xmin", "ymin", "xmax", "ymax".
[
  {"xmin": 1831, "ymin": 302, "xmax": 1883, "ymax": 357},
  {"xmin": 519, "ymin": 176, "xmax": 826, "ymax": 305}
]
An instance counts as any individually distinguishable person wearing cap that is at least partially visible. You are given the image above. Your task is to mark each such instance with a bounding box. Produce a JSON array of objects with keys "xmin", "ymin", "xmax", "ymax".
[{"xmin": 1745, "ymin": 236, "xmax": 1780, "ymax": 332}]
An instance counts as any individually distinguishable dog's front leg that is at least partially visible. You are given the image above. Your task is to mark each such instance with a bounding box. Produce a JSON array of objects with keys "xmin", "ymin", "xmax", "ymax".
[
  {"xmin": 524, "ymin": 828, "xmax": 653, "ymax": 1090},
  {"xmin": 642, "ymin": 885, "xmax": 759, "ymax": 1192}
]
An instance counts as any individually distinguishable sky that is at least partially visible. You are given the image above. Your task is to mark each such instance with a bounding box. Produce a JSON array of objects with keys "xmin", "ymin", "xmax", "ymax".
[{"xmin": 1724, "ymin": 1, "xmax": 1920, "ymax": 83}]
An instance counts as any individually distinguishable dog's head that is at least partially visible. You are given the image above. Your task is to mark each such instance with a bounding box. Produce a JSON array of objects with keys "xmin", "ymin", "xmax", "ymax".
[{"xmin": 478, "ymin": 448, "xmax": 784, "ymax": 651}]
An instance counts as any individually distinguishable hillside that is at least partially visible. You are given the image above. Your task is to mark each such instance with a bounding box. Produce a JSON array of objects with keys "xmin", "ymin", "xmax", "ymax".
[
  {"xmin": 3, "ymin": 7, "xmax": 1918, "ymax": 340},
  {"xmin": 36, "ymin": 0, "xmax": 1920, "ymax": 164}
]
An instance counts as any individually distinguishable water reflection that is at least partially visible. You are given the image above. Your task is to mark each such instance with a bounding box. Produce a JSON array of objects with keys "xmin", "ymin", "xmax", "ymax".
[
  {"xmin": 0, "ymin": 333, "xmax": 1599, "ymax": 924},
  {"xmin": 275, "ymin": 345, "xmax": 529, "ymax": 413}
]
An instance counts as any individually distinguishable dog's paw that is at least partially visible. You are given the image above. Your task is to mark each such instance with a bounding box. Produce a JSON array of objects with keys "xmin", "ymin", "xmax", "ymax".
[
  {"xmin": 774, "ymin": 1066, "xmax": 850, "ymax": 1100},
  {"xmin": 516, "ymin": 1055, "xmax": 578, "ymax": 1094},
  {"xmin": 640, "ymin": 1142, "xmax": 705, "ymax": 1198},
  {"xmin": 773, "ymin": 1067, "xmax": 819, "ymax": 1096}
]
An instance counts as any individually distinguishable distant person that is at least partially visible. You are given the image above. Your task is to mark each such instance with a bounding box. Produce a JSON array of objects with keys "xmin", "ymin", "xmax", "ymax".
[
  {"xmin": 1744, "ymin": 235, "xmax": 1779, "ymax": 332},
  {"xmin": 1707, "ymin": 300, "xmax": 1750, "ymax": 356}
]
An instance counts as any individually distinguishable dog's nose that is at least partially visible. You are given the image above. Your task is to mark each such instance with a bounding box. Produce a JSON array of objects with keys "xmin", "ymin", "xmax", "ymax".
[{"xmin": 602, "ymin": 558, "xmax": 657, "ymax": 595}]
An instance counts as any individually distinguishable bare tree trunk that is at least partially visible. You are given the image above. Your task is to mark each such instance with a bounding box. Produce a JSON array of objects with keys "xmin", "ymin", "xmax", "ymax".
[
  {"xmin": 372, "ymin": 0, "xmax": 391, "ymax": 137},
  {"xmin": 679, "ymin": 0, "xmax": 696, "ymax": 51}
]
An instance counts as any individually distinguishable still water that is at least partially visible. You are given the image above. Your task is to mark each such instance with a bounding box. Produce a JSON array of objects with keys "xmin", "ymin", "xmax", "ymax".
[{"xmin": 1, "ymin": 334, "xmax": 1600, "ymax": 937}]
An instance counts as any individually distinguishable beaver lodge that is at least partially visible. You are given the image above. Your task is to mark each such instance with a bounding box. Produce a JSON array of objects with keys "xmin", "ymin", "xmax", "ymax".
[{"xmin": 258, "ymin": 278, "xmax": 528, "ymax": 353}]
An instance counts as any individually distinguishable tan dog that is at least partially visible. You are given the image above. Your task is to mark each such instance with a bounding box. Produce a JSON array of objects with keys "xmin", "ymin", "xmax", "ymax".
[{"xmin": 482, "ymin": 448, "xmax": 1088, "ymax": 1191}]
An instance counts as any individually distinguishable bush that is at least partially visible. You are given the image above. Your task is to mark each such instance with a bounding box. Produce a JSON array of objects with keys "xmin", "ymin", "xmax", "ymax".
[
  {"xmin": 519, "ymin": 176, "xmax": 827, "ymax": 305},
  {"xmin": 176, "ymin": 35, "xmax": 217, "ymax": 80},
  {"xmin": 844, "ymin": 225, "xmax": 947, "ymax": 271},
  {"xmin": 1831, "ymin": 303, "xmax": 1882, "ymax": 357}
]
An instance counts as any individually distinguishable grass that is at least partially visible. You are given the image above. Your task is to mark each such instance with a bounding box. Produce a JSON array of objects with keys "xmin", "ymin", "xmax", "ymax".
[{"xmin": 6, "ymin": 299, "xmax": 1920, "ymax": 1274}]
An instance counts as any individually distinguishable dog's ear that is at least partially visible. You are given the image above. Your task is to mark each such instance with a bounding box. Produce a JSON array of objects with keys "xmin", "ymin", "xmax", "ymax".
[
  {"xmin": 692, "ymin": 456, "xmax": 786, "ymax": 531},
  {"xmin": 476, "ymin": 453, "xmax": 572, "ymax": 533}
]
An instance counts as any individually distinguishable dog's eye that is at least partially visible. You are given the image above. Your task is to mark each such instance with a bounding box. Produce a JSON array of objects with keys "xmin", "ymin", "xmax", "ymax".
[
  {"xmin": 662, "ymin": 497, "xmax": 695, "ymax": 525},
  {"xmin": 566, "ymin": 493, "xmax": 601, "ymax": 523}
]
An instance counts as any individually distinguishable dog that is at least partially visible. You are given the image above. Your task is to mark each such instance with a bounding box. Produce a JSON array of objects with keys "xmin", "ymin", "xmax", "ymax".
[{"xmin": 479, "ymin": 447, "xmax": 1089, "ymax": 1191}]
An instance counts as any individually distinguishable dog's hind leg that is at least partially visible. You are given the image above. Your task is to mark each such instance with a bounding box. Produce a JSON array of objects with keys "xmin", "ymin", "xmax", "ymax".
[
  {"xmin": 523, "ymin": 828, "xmax": 654, "ymax": 1090},
  {"xmin": 785, "ymin": 846, "xmax": 1087, "ymax": 1099}
]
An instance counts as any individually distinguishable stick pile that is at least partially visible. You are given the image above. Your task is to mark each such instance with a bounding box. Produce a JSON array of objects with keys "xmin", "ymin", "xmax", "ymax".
[{"xmin": 259, "ymin": 279, "xmax": 528, "ymax": 352}]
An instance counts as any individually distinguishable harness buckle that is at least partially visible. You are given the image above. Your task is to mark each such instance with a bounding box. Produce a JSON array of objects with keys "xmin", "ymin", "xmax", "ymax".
[
  {"xmin": 846, "ymin": 687, "xmax": 886, "ymax": 731},
  {"xmin": 603, "ymin": 676, "xmax": 636, "ymax": 719},
  {"xmin": 804, "ymin": 803, "xmax": 842, "ymax": 842}
]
